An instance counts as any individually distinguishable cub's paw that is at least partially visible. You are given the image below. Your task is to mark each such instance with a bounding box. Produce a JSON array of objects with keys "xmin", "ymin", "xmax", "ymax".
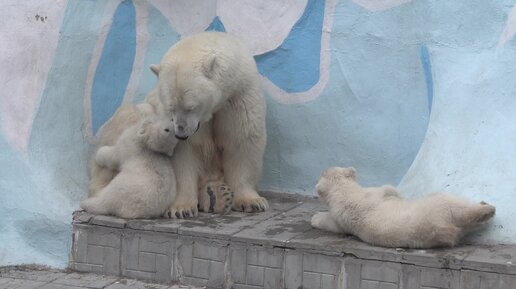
[
  {"xmin": 164, "ymin": 201, "xmax": 199, "ymax": 219},
  {"xmin": 310, "ymin": 212, "xmax": 327, "ymax": 229},
  {"xmin": 199, "ymin": 184, "xmax": 234, "ymax": 214},
  {"xmin": 233, "ymin": 194, "xmax": 269, "ymax": 213}
]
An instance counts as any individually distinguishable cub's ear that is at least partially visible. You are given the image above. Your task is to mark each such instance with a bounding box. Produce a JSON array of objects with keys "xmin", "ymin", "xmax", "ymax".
[
  {"xmin": 202, "ymin": 54, "xmax": 217, "ymax": 78},
  {"xmin": 150, "ymin": 64, "xmax": 160, "ymax": 76},
  {"xmin": 345, "ymin": 167, "xmax": 357, "ymax": 180},
  {"xmin": 138, "ymin": 119, "xmax": 153, "ymax": 136}
]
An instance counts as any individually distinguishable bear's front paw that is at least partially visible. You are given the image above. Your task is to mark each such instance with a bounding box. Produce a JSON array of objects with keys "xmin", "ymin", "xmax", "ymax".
[
  {"xmin": 311, "ymin": 212, "xmax": 326, "ymax": 228},
  {"xmin": 199, "ymin": 184, "xmax": 234, "ymax": 214},
  {"xmin": 233, "ymin": 194, "xmax": 269, "ymax": 213},
  {"xmin": 164, "ymin": 202, "xmax": 199, "ymax": 219}
]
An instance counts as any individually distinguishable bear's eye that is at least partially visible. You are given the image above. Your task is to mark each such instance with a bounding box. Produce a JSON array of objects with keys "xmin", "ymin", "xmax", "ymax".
[{"xmin": 164, "ymin": 128, "xmax": 170, "ymax": 132}]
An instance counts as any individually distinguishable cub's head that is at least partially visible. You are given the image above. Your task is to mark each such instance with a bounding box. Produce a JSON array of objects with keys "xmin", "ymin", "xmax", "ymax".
[
  {"xmin": 150, "ymin": 52, "xmax": 224, "ymax": 140},
  {"xmin": 138, "ymin": 117, "xmax": 178, "ymax": 156},
  {"xmin": 315, "ymin": 167, "xmax": 357, "ymax": 200}
]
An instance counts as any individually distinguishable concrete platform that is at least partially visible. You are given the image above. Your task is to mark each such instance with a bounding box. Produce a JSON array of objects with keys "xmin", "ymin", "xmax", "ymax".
[{"xmin": 70, "ymin": 192, "xmax": 516, "ymax": 289}]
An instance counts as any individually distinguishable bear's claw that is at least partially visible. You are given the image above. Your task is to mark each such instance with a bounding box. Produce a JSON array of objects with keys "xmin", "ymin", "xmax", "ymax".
[
  {"xmin": 233, "ymin": 196, "xmax": 269, "ymax": 212},
  {"xmin": 164, "ymin": 204, "xmax": 199, "ymax": 219}
]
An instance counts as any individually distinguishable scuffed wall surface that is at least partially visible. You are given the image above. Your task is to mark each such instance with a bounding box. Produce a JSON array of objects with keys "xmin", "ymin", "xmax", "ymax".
[
  {"xmin": 0, "ymin": 0, "xmax": 72, "ymax": 267},
  {"xmin": 0, "ymin": 0, "xmax": 515, "ymax": 267}
]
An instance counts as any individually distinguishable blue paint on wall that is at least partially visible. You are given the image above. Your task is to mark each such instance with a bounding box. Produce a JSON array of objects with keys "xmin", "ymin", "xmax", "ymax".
[
  {"xmin": 255, "ymin": 0, "xmax": 324, "ymax": 93},
  {"xmin": 91, "ymin": 0, "xmax": 136, "ymax": 134},
  {"xmin": 0, "ymin": 134, "xmax": 70, "ymax": 266},
  {"xmin": 206, "ymin": 16, "xmax": 226, "ymax": 32},
  {"xmin": 133, "ymin": 4, "xmax": 180, "ymax": 103},
  {"xmin": 260, "ymin": 0, "xmax": 431, "ymax": 192},
  {"xmin": 420, "ymin": 45, "xmax": 434, "ymax": 112}
]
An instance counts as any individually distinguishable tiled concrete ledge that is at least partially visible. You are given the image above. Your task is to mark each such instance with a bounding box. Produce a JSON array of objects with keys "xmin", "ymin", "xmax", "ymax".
[{"xmin": 70, "ymin": 192, "xmax": 516, "ymax": 289}]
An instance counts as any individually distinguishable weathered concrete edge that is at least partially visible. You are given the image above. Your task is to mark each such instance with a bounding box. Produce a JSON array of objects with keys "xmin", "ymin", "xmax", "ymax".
[
  {"xmin": 70, "ymin": 219, "xmax": 516, "ymax": 276},
  {"xmin": 71, "ymin": 191, "xmax": 516, "ymax": 276}
]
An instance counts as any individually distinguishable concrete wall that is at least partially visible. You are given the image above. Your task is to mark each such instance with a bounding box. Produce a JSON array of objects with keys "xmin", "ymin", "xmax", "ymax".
[{"xmin": 1, "ymin": 0, "xmax": 515, "ymax": 267}]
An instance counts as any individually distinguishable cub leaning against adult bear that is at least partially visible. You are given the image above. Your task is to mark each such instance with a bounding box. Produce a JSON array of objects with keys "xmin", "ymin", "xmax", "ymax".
[
  {"xmin": 88, "ymin": 31, "xmax": 267, "ymax": 218},
  {"xmin": 81, "ymin": 116, "xmax": 177, "ymax": 219}
]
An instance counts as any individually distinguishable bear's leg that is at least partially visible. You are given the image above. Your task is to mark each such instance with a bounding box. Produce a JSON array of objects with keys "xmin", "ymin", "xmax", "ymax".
[
  {"xmin": 95, "ymin": 146, "xmax": 120, "ymax": 170},
  {"xmin": 452, "ymin": 202, "xmax": 496, "ymax": 228},
  {"xmin": 311, "ymin": 212, "xmax": 343, "ymax": 233},
  {"xmin": 424, "ymin": 224, "xmax": 461, "ymax": 248},
  {"xmin": 165, "ymin": 143, "xmax": 201, "ymax": 219},
  {"xmin": 221, "ymin": 141, "xmax": 269, "ymax": 212},
  {"xmin": 80, "ymin": 197, "xmax": 112, "ymax": 216},
  {"xmin": 215, "ymin": 120, "xmax": 268, "ymax": 211},
  {"xmin": 197, "ymin": 139, "xmax": 234, "ymax": 214},
  {"xmin": 88, "ymin": 160, "xmax": 116, "ymax": 197}
]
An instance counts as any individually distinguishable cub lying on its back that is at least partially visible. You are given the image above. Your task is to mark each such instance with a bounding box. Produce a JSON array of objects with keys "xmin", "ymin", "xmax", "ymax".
[
  {"xmin": 311, "ymin": 167, "xmax": 496, "ymax": 248},
  {"xmin": 81, "ymin": 116, "xmax": 178, "ymax": 219}
]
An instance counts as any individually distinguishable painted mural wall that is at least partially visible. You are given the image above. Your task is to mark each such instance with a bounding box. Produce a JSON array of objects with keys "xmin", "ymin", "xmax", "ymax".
[{"xmin": 1, "ymin": 0, "xmax": 515, "ymax": 267}]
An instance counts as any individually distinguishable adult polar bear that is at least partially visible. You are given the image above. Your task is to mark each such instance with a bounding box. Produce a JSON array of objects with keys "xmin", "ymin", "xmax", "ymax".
[{"xmin": 89, "ymin": 32, "xmax": 268, "ymax": 218}]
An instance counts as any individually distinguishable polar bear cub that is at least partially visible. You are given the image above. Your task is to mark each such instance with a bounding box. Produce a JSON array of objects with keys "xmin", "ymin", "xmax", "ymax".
[
  {"xmin": 81, "ymin": 116, "xmax": 178, "ymax": 219},
  {"xmin": 311, "ymin": 167, "xmax": 496, "ymax": 248}
]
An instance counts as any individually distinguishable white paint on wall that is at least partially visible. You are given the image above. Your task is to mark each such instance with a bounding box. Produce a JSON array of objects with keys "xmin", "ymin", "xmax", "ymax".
[
  {"xmin": 148, "ymin": 0, "xmax": 306, "ymax": 55},
  {"xmin": 0, "ymin": 0, "xmax": 67, "ymax": 153},
  {"xmin": 498, "ymin": 4, "xmax": 516, "ymax": 47},
  {"xmin": 147, "ymin": 0, "xmax": 216, "ymax": 37},
  {"xmin": 352, "ymin": 0, "xmax": 412, "ymax": 12},
  {"xmin": 217, "ymin": 0, "xmax": 307, "ymax": 55}
]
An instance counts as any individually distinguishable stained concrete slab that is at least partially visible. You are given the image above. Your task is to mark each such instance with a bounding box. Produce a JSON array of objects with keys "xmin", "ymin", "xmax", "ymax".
[
  {"xmin": 231, "ymin": 200, "xmax": 323, "ymax": 246},
  {"xmin": 175, "ymin": 194, "xmax": 303, "ymax": 240},
  {"xmin": 70, "ymin": 191, "xmax": 516, "ymax": 289}
]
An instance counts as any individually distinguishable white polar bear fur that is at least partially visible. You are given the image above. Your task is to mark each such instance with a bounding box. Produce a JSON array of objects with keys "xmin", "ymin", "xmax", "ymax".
[
  {"xmin": 89, "ymin": 31, "xmax": 268, "ymax": 218},
  {"xmin": 311, "ymin": 167, "xmax": 496, "ymax": 248},
  {"xmin": 81, "ymin": 116, "xmax": 177, "ymax": 219}
]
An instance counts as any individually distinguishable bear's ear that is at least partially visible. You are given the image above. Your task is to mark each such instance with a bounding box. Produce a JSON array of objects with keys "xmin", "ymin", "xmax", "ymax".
[
  {"xmin": 138, "ymin": 119, "xmax": 152, "ymax": 136},
  {"xmin": 150, "ymin": 64, "xmax": 160, "ymax": 77},
  {"xmin": 345, "ymin": 167, "xmax": 357, "ymax": 180},
  {"xmin": 202, "ymin": 54, "xmax": 217, "ymax": 78}
]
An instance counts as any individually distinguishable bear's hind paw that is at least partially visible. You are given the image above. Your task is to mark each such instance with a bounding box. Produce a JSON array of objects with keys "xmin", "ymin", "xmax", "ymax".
[
  {"xmin": 199, "ymin": 184, "xmax": 234, "ymax": 214},
  {"xmin": 233, "ymin": 195, "xmax": 269, "ymax": 213}
]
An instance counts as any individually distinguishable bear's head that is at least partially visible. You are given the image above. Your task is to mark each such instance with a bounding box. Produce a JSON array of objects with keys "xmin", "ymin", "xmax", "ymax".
[
  {"xmin": 137, "ymin": 117, "xmax": 178, "ymax": 156},
  {"xmin": 150, "ymin": 53, "xmax": 225, "ymax": 140},
  {"xmin": 315, "ymin": 167, "xmax": 357, "ymax": 200}
]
